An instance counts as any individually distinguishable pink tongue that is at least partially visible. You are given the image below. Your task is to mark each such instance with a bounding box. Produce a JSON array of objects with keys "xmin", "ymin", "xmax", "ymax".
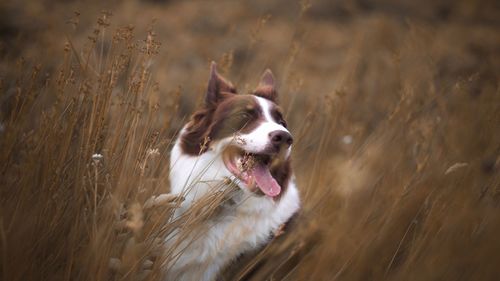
[{"xmin": 250, "ymin": 163, "xmax": 281, "ymax": 197}]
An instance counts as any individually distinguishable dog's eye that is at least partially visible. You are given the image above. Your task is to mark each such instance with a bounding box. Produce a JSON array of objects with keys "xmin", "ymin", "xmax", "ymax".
[
  {"xmin": 241, "ymin": 111, "xmax": 252, "ymax": 118},
  {"xmin": 279, "ymin": 120, "xmax": 288, "ymax": 128},
  {"xmin": 273, "ymin": 110, "xmax": 287, "ymax": 128},
  {"xmin": 240, "ymin": 108, "xmax": 257, "ymax": 120},
  {"xmin": 246, "ymin": 107, "xmax": 257, "ymax": 116}
]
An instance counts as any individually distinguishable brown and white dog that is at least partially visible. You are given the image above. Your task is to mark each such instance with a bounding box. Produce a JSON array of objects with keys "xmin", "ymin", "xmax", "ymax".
[{"xmin": 167, "ymin": 62, "xmax": 300, "ymax": 281}]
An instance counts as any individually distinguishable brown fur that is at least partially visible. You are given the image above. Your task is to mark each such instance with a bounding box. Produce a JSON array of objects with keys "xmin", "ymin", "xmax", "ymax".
[
  {"xmin": 208, "ymin": 94, "xmax": 263, "ymax": 141},
  {"xmin": 180, "ymin": 94, "xmax": 265, "ymax": 155},
  {"xmin": 269, "ymin": 105, "xmax": 287, "ymax": 128},
  {"xmin": 253, "ymin": 85, "xmax": 278, "ymax": 102},
  {"xmin": 270, "ymin": 158, "xmax": 292, "ymax": 201},
  {"xmin": 180, "ymin": 108, "xmax": 215, "ymax": 155}
]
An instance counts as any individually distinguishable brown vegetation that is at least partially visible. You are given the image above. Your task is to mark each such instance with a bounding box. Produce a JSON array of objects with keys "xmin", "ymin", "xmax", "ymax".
[{"xmin": 1, "ymin": 1, "xmax": 499, "ymax": 280}]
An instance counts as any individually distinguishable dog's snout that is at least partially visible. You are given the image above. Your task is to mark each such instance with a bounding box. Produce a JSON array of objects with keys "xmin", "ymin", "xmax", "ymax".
[{"xmin": 269, "ymin": 130, "xmax": 293, "ymax": 148}]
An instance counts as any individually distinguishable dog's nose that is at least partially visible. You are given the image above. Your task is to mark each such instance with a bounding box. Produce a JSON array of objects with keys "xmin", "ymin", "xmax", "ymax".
[{"xmin": 269, "ymin": 130, "xmax": 293, "ymax": 148}]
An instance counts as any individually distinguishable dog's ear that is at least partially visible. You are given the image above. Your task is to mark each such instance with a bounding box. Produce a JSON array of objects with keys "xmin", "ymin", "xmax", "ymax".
[
  {"xmin": 254, "ymin": 69, "xmax": 277, "ymax": 102},
  {"xmin": 205, "ymin": 61, "xmax": 236, "ymax": 106}
]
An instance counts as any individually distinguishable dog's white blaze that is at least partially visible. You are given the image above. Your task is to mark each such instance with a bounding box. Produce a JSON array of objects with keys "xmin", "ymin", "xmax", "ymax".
[{"xmin": 256, "ymin": 96, "xmax": 274, "ymax": 122}]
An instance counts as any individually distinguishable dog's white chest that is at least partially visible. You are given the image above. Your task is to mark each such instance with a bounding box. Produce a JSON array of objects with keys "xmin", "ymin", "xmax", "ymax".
[{"xmin": 166, "ymin": 140, "xmax": 300, "ymax": 281}]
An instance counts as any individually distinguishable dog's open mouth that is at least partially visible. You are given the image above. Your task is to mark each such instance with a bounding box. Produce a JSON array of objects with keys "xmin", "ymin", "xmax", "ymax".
[{"xmin": 222, "ymin": 147, "xmax": 281, "ymax": 198}]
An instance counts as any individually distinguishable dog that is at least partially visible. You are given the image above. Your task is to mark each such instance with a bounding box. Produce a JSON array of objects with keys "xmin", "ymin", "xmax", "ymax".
[{"xmin": 167, "ymin": 62, "xmax": 300, "ymax": 281}]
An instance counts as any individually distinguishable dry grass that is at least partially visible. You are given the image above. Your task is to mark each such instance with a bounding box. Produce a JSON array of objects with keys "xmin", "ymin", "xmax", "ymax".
[{"xmin": 1, "ymin": 1, "xmax": 499, "ymax": 280}]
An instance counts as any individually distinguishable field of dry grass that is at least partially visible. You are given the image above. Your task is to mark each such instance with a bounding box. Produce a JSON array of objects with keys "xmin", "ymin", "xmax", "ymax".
[{"xmin": 1, "ymin": 0, "xmax": 499, "ymax": 280}]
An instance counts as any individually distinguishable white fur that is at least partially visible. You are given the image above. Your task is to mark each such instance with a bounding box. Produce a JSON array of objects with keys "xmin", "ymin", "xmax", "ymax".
[{"xmin": 165, "ymin": 97, "xmax": 300, "ymax": 281}]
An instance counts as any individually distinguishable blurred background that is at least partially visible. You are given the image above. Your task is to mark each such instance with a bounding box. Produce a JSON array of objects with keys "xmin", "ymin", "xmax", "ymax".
[{"xmin": 0, "ymin": 0, "xmax": 499, "ymax": 280}]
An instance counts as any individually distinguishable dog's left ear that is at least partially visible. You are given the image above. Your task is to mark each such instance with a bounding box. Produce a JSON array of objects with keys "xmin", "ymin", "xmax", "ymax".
[
  {"xmin": 254, "ymin": 69, "xmax": 277, "ymax": 102},
  {"xmin": 205, "ymin": 61, "xmax": 236, "ymax": 106}
]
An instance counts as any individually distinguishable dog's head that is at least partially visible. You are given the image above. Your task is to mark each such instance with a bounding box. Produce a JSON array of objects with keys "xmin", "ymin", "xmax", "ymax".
[{"xmin": 180, "ymin": 62, "xmax": 293, "ymax": 199}]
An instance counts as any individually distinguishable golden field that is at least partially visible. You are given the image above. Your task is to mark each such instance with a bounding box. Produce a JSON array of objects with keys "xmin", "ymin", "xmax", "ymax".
[{"xmin": 0, "ymin": 0, "xmax": 499, "ymax": 280}]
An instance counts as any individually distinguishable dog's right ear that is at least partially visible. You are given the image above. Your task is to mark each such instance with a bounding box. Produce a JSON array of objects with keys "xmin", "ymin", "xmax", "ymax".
[
  {"xmin": 205, "ymin": 61, "xmax": 236, "ymax": 106},
  {"xmin": 253, "ymin": 69, "xmax": 277, "ymax": 102}
]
